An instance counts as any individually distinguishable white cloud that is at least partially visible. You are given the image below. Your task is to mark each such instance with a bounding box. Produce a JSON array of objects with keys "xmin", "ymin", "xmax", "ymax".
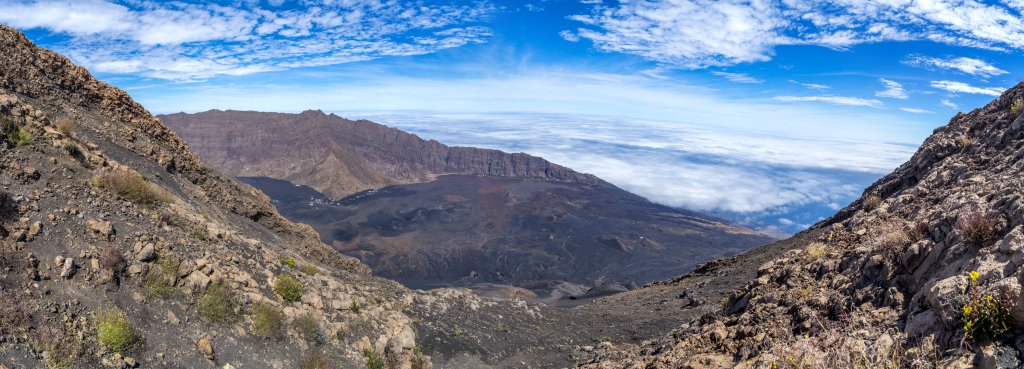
[
  {"xmin": 0, "ymin": 0, "xmax": 496, "ymax": 80},
  {"xmin": 899, "ymin": 107, "xmax": 933, "ymax": 114},
  {"xmin": 572, "ymin": 0, "xmax": 1024, "ymax": 68},
  {"xmin": 710, "ymin": 71, "xmax": 763, "ymax": 84},
  {"xmin": 904, "ymin": 55, "xmax": 1007, "ymax": 77},
  {"xmin": 930, "ymin": 81, "xmax": 1005, "ymax": 96},
  {"xmin": 774, "ymin": 95, "xmax": 884, "ymax": 108},
  {"xmin": 875, "ymin": 78, "xmax": 908, "ymax": 99},
  {"xmin": 559, "ymin": 30, "xmax": 580, "ymax": 42},
  {"xmin": 789, "ymin": 80, "xmax": 830, "ymax": 90},
  {"xmin": 941, "ymin": 99, "xmax": 959, "ymax": 109}
]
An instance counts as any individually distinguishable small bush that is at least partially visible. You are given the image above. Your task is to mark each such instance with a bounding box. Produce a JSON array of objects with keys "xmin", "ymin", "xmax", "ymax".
[
  {"xmin": 141, "ymin": 268, "xmax": 175, "ymax": 299},
  {"xmin": 300, "ymin": 263, "xmax": 319, "ymax": 276},
  {"xmin": 285, "ymin": 257, "xmax": 297, "ymax": 269},
  {"xmin": 251, "ymin": 303, "xmax": 285, "ymax": 339},
  {"xmin": 804, "ymin": 242, "xmax": 827, "ymax": 260},
  {"xmin": 92, "ymin": 168, "xmax": 173, "ymax": 206},
  {"xmin": 364, "ymin": 348, "xmax": 386, "ymax": 369},
  {"xmin": 95, "ymin": 307, "xmax": 140, "ymax": 353},
  {"xmin": 956, "ymin": 211, "xmax": 1001, "ymax": 246},
  {"xmin": 961, "ymin": 271, "xmax": 1013, "ymax": 344},
  {"xmin": 862, "ymin": 194, "xmax": 882, "ymax": 211},
  {"xmin": 98, "ymin": 244, "xmax": 125, "ymax": 273},
  {"xmin": 275, "ymin": 274, "xmax": 303, "ymax": 302},
  {"xmin": 0, "ymin": 117, "xmax": 30, "ymax": 147},
  {"xmin": 957, "ymin": 135, "xmax": 972, "ymax": 149},
  {"xmin": 197, "ymin": 280, "xmax": 236, "ymax": 323},
  {"xmin": 292, "ymin": 313, "xmax": 322, "ymax": 343},
  {"xmin": 299, "ymin": 351, "xmax": 340, "ymax": 369},
  {"xmin": 35, "ymin": 325, "xmax": 82, "ymax": 369},
  {"xmin": 1012, "ymin": 99, "xmax": 1023, "ymax": 115},
  {"xmin": 411, "ymin": 346, "xmax": 430, "ymax": 369},
  {"xmin": 56, "ymin": 116, "xmax": 75, "ymax": 137},
  {"xmin": 351, "ymin": 300, "xmax": 362, "ymax": 314}
]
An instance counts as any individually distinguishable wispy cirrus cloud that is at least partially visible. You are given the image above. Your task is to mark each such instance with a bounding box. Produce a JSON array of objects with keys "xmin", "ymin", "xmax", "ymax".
[
  {"xmin": 0, "ymin": 0, "xmax": 496, "ymax": 80},
  {"xmin": 875, "ymin": 78, "xmax": 908, "ymax": 99},
  {"xmin": 941, "ymin": 99, "xmax": 959, "ymax": 109},
  {"xmin": 567, "ymin": 0, "xmax": 1024, "ymax": 68},
  {"xmin": 710, "ymin": 71, "xmax": 763, "ymax": 84},
  {"xmin": 789, "ymin": 80, "xmax": 830, "ymax": 91},
  {"xmin": 903, "ymin": 55, "xmax": 1007, "ymax": 77},
  {"xmin": 899, "ymin": 107, "xmax": 933, "ymax": 114},
  {"xmin": 930, "ymin": 80, "xmax": 1005, "ymax": 96},
  {"xmin": 774, "ymin": 95, "xmax": 884, "ymax": 108}
]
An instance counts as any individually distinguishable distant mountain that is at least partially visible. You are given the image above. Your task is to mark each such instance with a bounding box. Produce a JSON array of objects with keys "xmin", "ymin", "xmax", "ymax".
[
  {"xmin": 161, "ymin": 110, "xmax": 775, "ymax": 298},
  {"xmin": 160, "ymin": 109, "xmax": 607, "ymax": 199}
]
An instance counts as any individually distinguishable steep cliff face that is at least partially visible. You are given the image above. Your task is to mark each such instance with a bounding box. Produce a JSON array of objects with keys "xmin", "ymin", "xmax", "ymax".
[
  {"xmin": 0, "ymin": 24, "xmax": 430, "ymax": 368},
  {"xmin": 579, "ymin": 84, "xmax": 1024, "ymax": 368},
  {"xmin": 159, "ymin": 109, "xmax": 608, "ymax": 199}
]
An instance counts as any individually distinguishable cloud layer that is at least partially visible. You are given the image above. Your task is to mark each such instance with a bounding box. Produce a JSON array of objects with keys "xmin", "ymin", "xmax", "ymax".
[
  {"xmin": 568, "ymin": 0, "xmax": 1024, "ymax": 68},
  {"xmin": 0, "ymin": 0, "xmax": 495, "ymax": 80}
]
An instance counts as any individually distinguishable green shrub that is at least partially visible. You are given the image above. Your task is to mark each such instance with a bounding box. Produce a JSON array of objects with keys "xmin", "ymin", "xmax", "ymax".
[
  {"xmin": 962, "ymin": 271, "xmax": 1013, "ymax": 344},
  {"xmin": 0, "ymin": 117, "xmax": 30, "ymax": 147},
  {"xmin": 274, "ymin": 274, "xmax": 303, "ymax": 302},
  {"xmin": 299, "ymin": 351, "xmax": 340, "ymax": 369},
  {"xmin": 300, "ymin": 263, "xmax": 319, "ymax": 276},
  {"xmin": 1012, "ymin": 99, "xmax": 1023, "ymax": 115},
  {"xmin": 141, "ymin": 268, "xmax": 175, "ymax": 299},
  {"xmin": 197, "ymin": 280, "xmax": 236, "ymax": 323},
  {"xmin": 251, "ymin": 303, "xmax": 285, "ymax": 339},
  {"xmin": 364, "ymin": 348, "xmax": 386, "ymax": 369},
  {"xmin": 292, "ymin": 313, "xmax": 322, "ymax": 343},
  {"xmin": 92, "ymin": 169, "xmax": 173, "ymax": 206},
  {"xmin": 285, "ymin": 257, "xmax": 297, "ymax": 269},
  {"xmin": 95, "ymin": 307, "xmax": 140, "ymax": 353},
  {"xmin": 351, "ymin": 300, "xmax": 362, "ymax": 314}
]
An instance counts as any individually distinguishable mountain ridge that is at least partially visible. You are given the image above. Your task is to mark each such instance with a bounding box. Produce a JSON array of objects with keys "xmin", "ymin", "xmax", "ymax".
[{"xmin": 159, "ymin": 109, "xmax": 610, "ymax": 200}]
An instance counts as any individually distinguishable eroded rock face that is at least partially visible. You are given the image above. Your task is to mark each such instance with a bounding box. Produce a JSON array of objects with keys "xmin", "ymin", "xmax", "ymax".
[
  {"xmin": 578, "ymin": 83, "xmax": 1024, "ymax": 367},
  {"xmin": 159, "ymin": 109, "xmax": 609, "ymax": 199},
  {"xmin": 0, "ymin": 24, "xmax": 425, "ymax": 368}
]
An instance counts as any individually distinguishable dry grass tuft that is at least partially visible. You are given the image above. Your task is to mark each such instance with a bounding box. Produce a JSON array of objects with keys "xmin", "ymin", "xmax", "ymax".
[
  {"xmin": 92, "ymin": 168, "xmax": 173, "ymax": 206},
  {"xmin": 955, "ymin": 210, "xmax": 1002, "ymax": 246}
]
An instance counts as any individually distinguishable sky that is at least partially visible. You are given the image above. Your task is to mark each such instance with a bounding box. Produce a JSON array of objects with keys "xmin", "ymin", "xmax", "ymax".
[{"xmin": 1, "ymin": 0, "xmax": 1022, "ymax": 235}]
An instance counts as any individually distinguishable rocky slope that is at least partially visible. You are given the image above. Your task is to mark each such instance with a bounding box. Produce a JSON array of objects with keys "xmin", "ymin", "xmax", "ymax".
[
  {"xmin": 159, "ymin": 110, "xmax": 607, "ymax": 199},
  {"xmin": 0, "ymin": 24, "xmax": 432, "ymax": 369},
  {"xmin": 241, "ymin": 175, "xmax": 772, "ymax": 301},
  {"xmin": 577, "ymin": 84, "xmax": 1024, "ymax": 368}
]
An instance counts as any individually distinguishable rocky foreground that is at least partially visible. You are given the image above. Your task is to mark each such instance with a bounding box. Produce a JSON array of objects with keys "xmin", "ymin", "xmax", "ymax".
[{"xmin": 577, "ymin": 84, "xmax": 1024, "ymax": 368}]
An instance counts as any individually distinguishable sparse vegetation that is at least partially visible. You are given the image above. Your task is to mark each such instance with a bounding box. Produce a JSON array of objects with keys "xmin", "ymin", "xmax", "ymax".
[
  {"xmin": 56, "ymin": 116, "xmax": 75, "ymax": 137},
  {"xmin": 98, "ymin": 243, "xmax": 125, "ymax": 273},
  {"xmin": 0, "ymin": 117, "xmax": 29, "ymax": 147},
  {"xmin": 198, "ymin": 280, "xmax": 236, "ymax": 323},
  {"xmin": 961, "ymin": 270, "xmax": 1013, "ymax": 345},
  {"xmin": 1012, "ymin": 99, "xmax": 1023, "ymax": 115},
  {"xmin": 141, "ymin": 267, "xmax": 175, "ymax": 299},
  {"xmin": 956, "ymin": 210, "xmax": 1002, "ymax": 246},
  {"xmin": 351, "ymin": 300, "xmax": 362, "ymax": 314},
  {"xmin": 411, "ymin": 346, "xmax": 430, "ymax": 369},
  {"xmin": 63, "ymin": 142, "xmax": 82, "ymax": 158},
  {"xmin": 0, "ymin": 291, "xmax": 30, "ymax": 335},
  {"xmin": 91, "ymin": 168, "xmax": 173, "ymax": 206},
  {"xmin": 863, "ymin": 194, "xmax": 882, "ymax": 211},
  {"xmin": 35, "ymin": 325, "xmax": 82, "ymax": 369},
  {"xmin": 957, "ymin": 135, "xmax": 972, "ymax": 149},
  {"xmin": 251, "ymin": 303, "xmax": 285, "ymax": 339},
  {"xmin": 95, "ymin": 307, "xmax": 140, "ymax": 353},
  {"xmin": 292, "ymin": 313, "xmax": 322, "ymax": 343},
  {"xmin": 285, "ymin": 257, "xmax": 297, "ymax": 269},
  {"xmin": 363, "ymin": 348, "xmax": 387, "ymax": 369},
  {"xmin": 299, "ymin": 351, "xmax": 341, "ymax": 369},
  {"xmin": 274, "ymin": 274, "xmax": 303, "ymax": 302},
  {"xmin": 300, "ymin": 263, "xmax": 319, "ymax": 276},
  {"xmin": 804, "ymin": 242, "xmax": 827, "ymax": 260}
]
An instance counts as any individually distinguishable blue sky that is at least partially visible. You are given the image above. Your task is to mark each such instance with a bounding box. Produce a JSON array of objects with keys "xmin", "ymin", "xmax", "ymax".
[{"xmin": 2, "ymin": 0, "xmax": 1022, "ymax": 234}]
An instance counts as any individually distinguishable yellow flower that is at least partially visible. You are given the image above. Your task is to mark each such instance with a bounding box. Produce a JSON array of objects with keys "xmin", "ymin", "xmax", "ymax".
[
  {"xmin": 964, "ymin": 305, "xmax": 973, "ymax": 315},
  {"xmin": 970, "ymin": 271, "xmax": 980, "ymax": 281}
]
